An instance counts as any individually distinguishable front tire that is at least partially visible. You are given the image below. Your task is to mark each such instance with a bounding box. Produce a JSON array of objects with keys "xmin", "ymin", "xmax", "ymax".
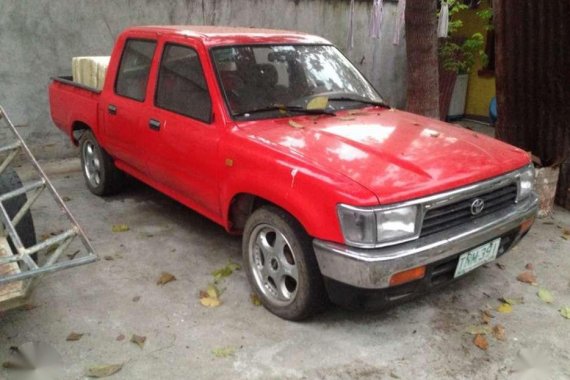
[
  {"xmin": 242, "ymin": 206, "xmax": 327, "ymax": 320},
  {"xmin": 79, "ymin": 130, "xmax": 124, "ymax": 196}
]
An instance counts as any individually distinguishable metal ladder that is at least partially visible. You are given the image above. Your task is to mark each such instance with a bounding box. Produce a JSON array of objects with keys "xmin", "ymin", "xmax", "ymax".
[{"xmin": 0, "ymin": 105, "xmax": 97, "ymax": 308}]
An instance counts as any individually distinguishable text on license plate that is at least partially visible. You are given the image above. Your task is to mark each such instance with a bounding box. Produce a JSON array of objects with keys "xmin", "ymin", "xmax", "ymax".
[{"xmin": 454, "ymin": 238, "xmax": 501, "ymax": 278}]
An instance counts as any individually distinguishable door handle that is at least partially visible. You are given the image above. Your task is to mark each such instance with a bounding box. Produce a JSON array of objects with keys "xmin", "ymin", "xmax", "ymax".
[
  {"xmin": 108, "ymin": 104, "xmax": 117, "ymax": 115},
  {"xmin": 149, "ymin": 119, "xmax": 161, "ymax": 131}
]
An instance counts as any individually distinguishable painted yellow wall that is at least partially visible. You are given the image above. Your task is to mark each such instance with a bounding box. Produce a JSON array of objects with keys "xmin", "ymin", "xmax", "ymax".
[{"xmin": 455, "ymin": 4, "xmax": 495, "ymax": 117}]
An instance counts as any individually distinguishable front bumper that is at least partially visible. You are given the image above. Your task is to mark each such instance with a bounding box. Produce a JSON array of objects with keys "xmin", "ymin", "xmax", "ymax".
[{"xmin": 313, "ymin": 193, "xmax": 538, "ymax": 292}]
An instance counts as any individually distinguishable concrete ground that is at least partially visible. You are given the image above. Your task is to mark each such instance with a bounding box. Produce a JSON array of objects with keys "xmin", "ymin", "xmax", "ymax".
[{"xmin": 1, "ymin": 157, "xmax": 570, "ymax": 380}]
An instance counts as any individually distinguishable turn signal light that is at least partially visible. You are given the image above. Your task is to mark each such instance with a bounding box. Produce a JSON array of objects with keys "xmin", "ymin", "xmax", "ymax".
[
  {"xmin": 389, "ymin": 266, "xmax": 426, "ymax": 286},
  {"xmin": 520, "ymin": 217, "xmax": 535, "ymax": 234}
]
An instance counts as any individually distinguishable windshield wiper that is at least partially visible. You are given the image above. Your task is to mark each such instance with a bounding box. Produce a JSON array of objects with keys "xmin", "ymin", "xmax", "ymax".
[
  {"xmin": 328, "ymin": 95, "xmax": 389, "ymax": 108},
  {"xmin": 234, "ymin": 105, "xmax": 336, "ymax": 118}
]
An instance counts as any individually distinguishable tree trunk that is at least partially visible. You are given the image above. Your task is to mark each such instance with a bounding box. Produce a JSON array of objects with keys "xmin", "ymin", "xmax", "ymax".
[
  {"xmin": 405, "ymin": 0, "xmax": 440, "ymax": 119},
  {"xmin": 495, "ymin": 0, "xmax": 570, "ymax": 209}
]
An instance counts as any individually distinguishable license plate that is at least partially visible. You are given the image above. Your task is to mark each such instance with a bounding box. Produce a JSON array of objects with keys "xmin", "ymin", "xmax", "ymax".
[{"xmin": 454, "ymin": 238, "xmax": 501, "ymax": 278}]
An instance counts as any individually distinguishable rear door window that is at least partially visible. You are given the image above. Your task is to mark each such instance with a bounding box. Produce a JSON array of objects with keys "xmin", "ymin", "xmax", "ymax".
[
  {"xmin": 155, "ymin": 44, "xmax": 212, "ymax": 123},
  {"xmin": 115, "ymin": 39, "xmax": 157, "ymax": 101}
]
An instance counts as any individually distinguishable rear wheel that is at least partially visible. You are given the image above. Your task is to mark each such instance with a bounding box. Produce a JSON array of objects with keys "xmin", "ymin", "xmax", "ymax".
[
  {"xmin": 0, "ymin": 167, "xmax": 36, "ymax": 257},
  {"xmin": 79, "ymin": 130, "xmax": 124, "ymax": 196},
  {"xmin": 242, "ymin": 206, "xmax": 327, "ymax": 320}
]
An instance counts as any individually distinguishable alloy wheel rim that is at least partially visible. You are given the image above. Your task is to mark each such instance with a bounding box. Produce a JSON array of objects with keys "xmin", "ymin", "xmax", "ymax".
[
  {"xmin": 83, "ymin": 142, "xmax": 101, "ymax": 187},
  {"xmin": 249, "ymin": 224, "xmax": 299, "ymax": 306}
]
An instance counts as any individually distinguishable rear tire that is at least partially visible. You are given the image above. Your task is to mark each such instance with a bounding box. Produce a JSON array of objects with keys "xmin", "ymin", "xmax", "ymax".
[
  {"xmin": 0, "ymin": 167, "xmax": 37, "ymax": 256},
  {"xmin": 242, "ymin": 205, "xmax": 327, "ymax": 320},
  {"xmin": 79, "ymin": 130, "xmax": 124, "ymax": 196}
]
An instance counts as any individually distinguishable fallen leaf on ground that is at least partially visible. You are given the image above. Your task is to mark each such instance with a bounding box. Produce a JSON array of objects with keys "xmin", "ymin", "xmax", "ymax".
[
  {"xmin": 156, "ymin": 272, "xmax": 176, "ymax": 286},
  {"xmin": 116, "ymin": 334, "xmax": 125, "ymax": 341},
  {"xmin": 131, "ymin": 334, "xmax": 146, "ymax": 349},
  {"xmin": 496, "ymin": 263, "xmax": 506, "ymax": 270},
  {"xmin": 66, "ymin": 332, "xmax": 84, "ymax": 341},
  {"xmin": 132, "ymin": 296, "xmax": 140, "ymax": 302},
  {"xmin": 86, "ymin": 364, "xmax": 123, "ymax": 378},
  {"xmin": 466, "ymin": 325, "xmax": 491, "ymax": 335},
  {"xmin": 473, "ymin": 334, "xmax": 488, "ymax": 350},
  {"xmin": 200, "ymin": 284, "xmax": 221, "ymax": 308},
  {"xmin": 537, "ymin": 288, "xmax": 554, "ymax": 304},
  {"xmin": 516, "ymin": 271, "xmax": 537, "ymax": 285},
  {"xmin": 111, "ymin": 224, "xmax": 129, "ymax": 233},
  {"xmin": 212, "ymin": 262, "xmax": 241, "ymax": 281},
  {"xmin": 560, "ymin": 307, "xmax": 570, "ymax": 319},
  {"xmin": 62, "ymin": 196, "xmax": 72, "ymax": 202},
  {"xmin": 104, "ymin": 255, "xmax": 114, "ymax": 261},
  {"xmin": 250, "ymin": 293, "xmax": 262, "ymax": 306},
  {"xmin": 212, "ymin": 346, "xmax": 235, "ymax": 358},
  {"xmin": 525, "ymin": 263, "xmax": 534, "ymax": 270},
  {"xmin": 481, "ymin": 310, "xmax": 494, "ymax": 324},
  {"xmin": 492, "ymin": 324, "xmax": 506, "ymax": 341},
  {"xmin": 288, "ymin": 120, "xmax": 304, "ymax": 129},
  {"xmin": 499, "ymin": 296, "xmax": 524, "ymax": 306},
  {"xmin": 497, "ymin": 303, "xmax": 513, "ymax": 314}
]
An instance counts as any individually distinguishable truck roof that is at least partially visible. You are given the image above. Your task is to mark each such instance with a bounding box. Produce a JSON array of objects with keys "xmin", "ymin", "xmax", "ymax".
[{"xmin": 123, "ymin": 25, "xmax": 332, "ymax": 47}]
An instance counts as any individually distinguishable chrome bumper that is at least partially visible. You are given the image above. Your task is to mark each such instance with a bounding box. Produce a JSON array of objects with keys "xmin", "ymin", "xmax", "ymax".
[{"xmin": 313, "ymin": 193, "xmax": 538, "ymax": 289}]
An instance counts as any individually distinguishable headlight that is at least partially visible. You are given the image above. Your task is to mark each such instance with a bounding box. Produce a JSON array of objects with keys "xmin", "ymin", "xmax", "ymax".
[
  {"xmin": 517, "ymin": 165, "xmax": 535, "ymax": 201},
  {"xmin": 338, "ymin": 204, "xmax": 421, "ymax": 248}
]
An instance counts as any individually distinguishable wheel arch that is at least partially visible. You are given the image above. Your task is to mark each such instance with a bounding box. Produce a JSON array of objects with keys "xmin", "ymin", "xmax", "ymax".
[
  {"xmin": 226, "ymin": 192, "xmax": 313, "ymax": 237},
  {"xmin": 71, "ymin": 120, "xmax": 92, "ymax": 145}
]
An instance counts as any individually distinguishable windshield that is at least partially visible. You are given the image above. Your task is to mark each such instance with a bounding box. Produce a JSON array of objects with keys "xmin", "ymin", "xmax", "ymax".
[{"xmin": 211, "ymin": 45, "xmax": 383, "ymax": 119}]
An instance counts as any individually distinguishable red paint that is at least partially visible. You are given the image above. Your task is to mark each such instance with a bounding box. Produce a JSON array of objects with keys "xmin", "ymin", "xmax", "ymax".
[{"xmin": 48, "ymin": 26, "xmax": 531, "ymax": 245}]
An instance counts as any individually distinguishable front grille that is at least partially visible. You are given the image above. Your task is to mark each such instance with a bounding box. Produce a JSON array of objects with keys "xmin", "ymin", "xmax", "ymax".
[{"xmin": 420, "ymin": 183, "xmax": 518, "ymax": 237}]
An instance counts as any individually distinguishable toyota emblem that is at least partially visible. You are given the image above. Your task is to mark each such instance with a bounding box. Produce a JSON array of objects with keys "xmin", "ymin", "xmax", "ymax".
[{"xmin": 470, "ymin": 198, "xmax": 485, "ymax": 215}]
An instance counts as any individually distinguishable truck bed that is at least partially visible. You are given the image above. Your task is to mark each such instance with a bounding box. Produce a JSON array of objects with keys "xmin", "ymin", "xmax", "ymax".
[{"xmin": 48, "ymin": 76, "xmax": 100, "ymax": 142}]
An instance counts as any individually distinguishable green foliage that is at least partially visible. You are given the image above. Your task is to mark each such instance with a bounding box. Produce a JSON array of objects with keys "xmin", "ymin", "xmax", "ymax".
[{"xmin": 438, "ymin": 1, "xmax": 492, "ymax": 74}]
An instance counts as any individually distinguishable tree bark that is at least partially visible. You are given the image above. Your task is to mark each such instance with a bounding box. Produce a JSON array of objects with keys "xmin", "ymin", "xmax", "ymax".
[
  {"xmin": 405, "ymin": 0, "xmax": 440, "ymax": 119},
  {"xmin": 495, "ymin": 0, "xmax": 570, "ymax": 209}
]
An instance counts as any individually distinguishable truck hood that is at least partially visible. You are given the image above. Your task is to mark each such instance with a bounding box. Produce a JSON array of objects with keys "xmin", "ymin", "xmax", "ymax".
[{"xmin": 236, "ymin": 108, "xmax": 530, "ymax": 204}]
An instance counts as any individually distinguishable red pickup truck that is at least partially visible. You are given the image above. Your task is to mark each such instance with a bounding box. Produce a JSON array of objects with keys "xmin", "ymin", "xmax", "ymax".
[{"xmin": 49, "ymin": 26, "xmax": 538, "ymax": 320}]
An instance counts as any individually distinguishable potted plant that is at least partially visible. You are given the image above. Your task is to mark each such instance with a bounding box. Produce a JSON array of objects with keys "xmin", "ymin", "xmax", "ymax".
[{"xmin": 439, "ymin": 0, "xmax": 486, "ymax": 119}]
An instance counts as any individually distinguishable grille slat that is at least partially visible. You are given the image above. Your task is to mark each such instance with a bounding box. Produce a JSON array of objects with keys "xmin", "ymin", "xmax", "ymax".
[{"xmin": 420, "ymin": 184, "xmax": 517, "ymax": 237}]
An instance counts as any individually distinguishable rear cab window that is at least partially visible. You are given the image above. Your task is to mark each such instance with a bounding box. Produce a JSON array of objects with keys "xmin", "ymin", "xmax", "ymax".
[
  {"xmin": 155, "ymin": 43, "xmax": 212, "ymax": 123},
  {"xmin": 115, "ymin": 39, "xmax": 157, "ymax": 101}
]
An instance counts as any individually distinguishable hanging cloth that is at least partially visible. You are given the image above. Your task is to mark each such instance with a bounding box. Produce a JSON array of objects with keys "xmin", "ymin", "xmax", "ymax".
[
  {"xmin": 369, "ymin": 0, "xmax": 384, "ymax": 39},
  {"xmin": 347, "ymin": 0, "xmax": 356, "ymax": 50},
  {"xmin": 438, "ymin": 1, "xmax": 450, "ymax": 38},
  {"xmin": 393, "ymin": 0, "xmax": 406, "ymax": 45}
]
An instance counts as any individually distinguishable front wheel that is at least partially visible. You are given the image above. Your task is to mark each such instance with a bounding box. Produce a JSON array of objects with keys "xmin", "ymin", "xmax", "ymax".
[
  {"xmin": 242, "ymin": 206, "xmax": 327, "ymax": 320},
  {"xmin": 79, "ymin": 130, "xmax": 124, "ymax": 196}
]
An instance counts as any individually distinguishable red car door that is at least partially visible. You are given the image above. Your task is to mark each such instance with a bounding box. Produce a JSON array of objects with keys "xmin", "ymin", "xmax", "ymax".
[
  {"xmin": 143, "ymin": 39, "xmax": 222, "ymax": 220},
  {"xmin": 101, "ymin": 36, "xmax": 157, "ymax": 174}
]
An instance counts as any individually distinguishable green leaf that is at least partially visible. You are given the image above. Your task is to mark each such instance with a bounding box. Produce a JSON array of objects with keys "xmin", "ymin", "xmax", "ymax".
[
  {"xmin": 560, "ymin": 307, "xmax": 570, "ymax": 319},
  {"xmin": 112, "ymin": 224, "xmax": 129, "ymax": 233},
  {"xmin": 212, "ymin": 262, "xmax": 241, "ymax": 280},
  {"xmin": 537, "ymin": 288, "xmax": 554, "ymax": 304},
  {"xmin": 86, "ymin": 364, "xmax": 123, "ymax": 378},
  {"xmin": 466, "ymin": 325, "xmax": 491, "ymax": 335},
  {"xmin": 212, "ymin": 346, "xmax": 235, "ymax": 358}
]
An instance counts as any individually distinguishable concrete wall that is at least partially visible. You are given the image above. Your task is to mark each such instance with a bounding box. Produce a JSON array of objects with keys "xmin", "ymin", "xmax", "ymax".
[{"xmin": 0, "ymin": 0, "xmax": 407, "ymax": 159}]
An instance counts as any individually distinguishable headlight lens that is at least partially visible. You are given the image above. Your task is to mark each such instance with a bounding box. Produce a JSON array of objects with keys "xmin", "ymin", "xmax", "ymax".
[
  {"xmin": 337, "ymin": 204, "xmax": 420, "ymax": 247},
  {"xmin": 518, "ymin": 165, "xmax": 535, "ymax": 201},
  {"xmin": 376, "ymin": 206, "xmax": 418, "ymax": 242}
]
